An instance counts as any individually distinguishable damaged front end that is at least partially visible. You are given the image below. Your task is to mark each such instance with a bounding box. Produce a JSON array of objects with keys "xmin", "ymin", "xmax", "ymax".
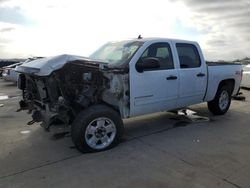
[{"xmin": 16, "ymin": 55, "xmax": 130, "ymax": 130}]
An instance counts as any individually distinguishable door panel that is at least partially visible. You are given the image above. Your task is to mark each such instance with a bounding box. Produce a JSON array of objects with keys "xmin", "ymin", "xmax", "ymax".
[
  {"xmin": 131, "ymin": 69, "xmax": 178, "ymax": 116},
  {"xmin": 129, "ymin": 42, "xmax": 179, "ymax": 117},
  {"xmin": 178, "ymin": 68, "xmax": 206, "ymax": 107},
  {"xmin": 175, "ymin": 43, "xmax": 207, "ymax": 107}
]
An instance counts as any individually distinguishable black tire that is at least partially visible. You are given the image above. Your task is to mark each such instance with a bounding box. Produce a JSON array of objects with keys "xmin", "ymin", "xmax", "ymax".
[
  {"xmin": 71, "ymin": 105, "xmax": 124, "ymax": 153},
  {"xmin": 207, "ymin": 85, "xmax": 232, "ymax": 115}
]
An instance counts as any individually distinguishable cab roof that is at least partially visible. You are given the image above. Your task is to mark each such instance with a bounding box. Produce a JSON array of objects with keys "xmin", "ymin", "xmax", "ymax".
[{"xmin": 128, "ymin": 37, "xmax": 197, "ymax": 44}]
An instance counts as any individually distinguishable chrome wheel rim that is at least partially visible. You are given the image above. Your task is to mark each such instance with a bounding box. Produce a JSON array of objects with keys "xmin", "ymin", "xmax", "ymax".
[
  {"xmin": 219, "ymin": 90, "xmax": 229, "ymax": 110},
  {"xmin": 85, "ymin": 117, "xmax": 116, "ymax": 150}
]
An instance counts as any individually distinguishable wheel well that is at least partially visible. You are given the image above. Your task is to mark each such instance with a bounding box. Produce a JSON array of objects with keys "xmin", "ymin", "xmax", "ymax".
[
  {"xmin": 218, "ymin": 79, "xmax": 235, "ymax": 95},
  {"xmin": 70, "ymin": 101, "xmax": 120, "ymax": 124},
  {"xmin": 97, "ymin": 101, "xmax": 121, "ymax": 115}
]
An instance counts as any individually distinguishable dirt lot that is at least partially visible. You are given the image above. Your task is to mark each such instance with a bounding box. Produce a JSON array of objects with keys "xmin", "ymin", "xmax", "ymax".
[{"xmin": 0, "ymin": 78, "xmax": 250, "ymax": 188}]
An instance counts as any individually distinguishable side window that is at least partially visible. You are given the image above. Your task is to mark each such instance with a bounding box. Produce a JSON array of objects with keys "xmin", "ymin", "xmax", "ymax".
[
  {"xmin": 138, "ymin": 43, "xmax": 174, "ymax": 70},
  {"xmin": 176, "ymin": 43, "xmax": 201, "ymax": 68}
]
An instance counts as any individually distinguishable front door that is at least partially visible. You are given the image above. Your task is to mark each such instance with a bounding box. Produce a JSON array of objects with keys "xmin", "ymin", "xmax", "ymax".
[{"xmin": 130, "ymin": 42, "xmax": 179, "ymax": 116}]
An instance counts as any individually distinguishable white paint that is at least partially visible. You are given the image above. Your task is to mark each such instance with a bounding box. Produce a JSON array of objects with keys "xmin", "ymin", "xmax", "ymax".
[
  {"xmin": 16, "ymin": 54, "xmax": 88, "ymax": 76},
  {"xmin": 129, "ymin": 39, "xmax": 179, "ymax": 116},
  {"xmin": 241, "ymin": 65, "xmax": 250, "ymax": 88},
  {"xmin": 241, "ymin": 71, "xmax": 250, "ymax": 88},
  {"xmin": 128, "ymin": 38, "xmax": 242, "ymax": 118},
  {"xmin": 15, "ymin": 38, "xmax": 242, "ymax": 120}
]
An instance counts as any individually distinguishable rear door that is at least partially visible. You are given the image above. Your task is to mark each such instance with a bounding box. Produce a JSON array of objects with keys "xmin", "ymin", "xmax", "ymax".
[
  {"xmin": 129, "ymin": 42, "xmax": 179, "ymax": 116},
  {"xmin": 174, "ymin": 43, "xmax": 207, "ymax": 107}
]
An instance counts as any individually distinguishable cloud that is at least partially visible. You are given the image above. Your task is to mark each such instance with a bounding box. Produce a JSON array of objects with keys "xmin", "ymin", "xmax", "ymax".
[
  {"xmin": 0, "ymin": 27, "xmax": 14, "ymax": 32},
  {"xmin": 0, "ymin": 22, "xmax": 17, "ymax": 42},
  {"xmin": 0, "ymin": 0, "xmax": 182, "ymax": 58},
  {"xmin": 0, "ymin": 0, "xmax": 249, "ymax": 60},
  {"xmin": 0, "ymin": 0, "xmax": 9, "ymax": 3},
  {"xmin": 0, "ymin": 6, "xmax": 28, "ymax": 25},
  {"xmin": 172, "ymin": 0, "xmax": 250, "ymax": 60},
  {"xmin": 206, "ymin": 39, "xmax": 227, "ymax": 47}
]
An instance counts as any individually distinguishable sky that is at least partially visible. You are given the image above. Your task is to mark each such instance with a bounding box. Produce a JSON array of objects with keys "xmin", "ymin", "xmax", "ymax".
[{"xmin": 0, "ymin": 0, "xmax": 249, "ymax": 61}]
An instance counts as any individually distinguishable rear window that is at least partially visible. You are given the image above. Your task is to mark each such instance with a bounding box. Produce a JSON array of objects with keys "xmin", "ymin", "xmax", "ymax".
[{"xmin": 176, "ymin": 43, "xmax": 201, "ymax": 68}]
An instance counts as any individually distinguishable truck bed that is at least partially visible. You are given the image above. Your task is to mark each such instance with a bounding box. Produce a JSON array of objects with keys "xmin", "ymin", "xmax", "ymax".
[{"xmin": 204, "ymin": 63, "xmax": 242, "ymax": 102}]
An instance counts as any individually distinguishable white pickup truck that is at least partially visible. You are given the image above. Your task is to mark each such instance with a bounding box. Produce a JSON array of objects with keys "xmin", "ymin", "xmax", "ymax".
[{"xmin": 16, "ymin": 38, "xmax": 242, "ymax": 153}]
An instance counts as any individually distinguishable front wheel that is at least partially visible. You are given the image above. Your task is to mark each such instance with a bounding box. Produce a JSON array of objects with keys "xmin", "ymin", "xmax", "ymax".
[
  {"xmin": 207, "ymin": 85, "xmax": 232, "ymax": 115},
  {"xmin": 71, "ymin": 105, "xmax": 124, "ymax": 153}
]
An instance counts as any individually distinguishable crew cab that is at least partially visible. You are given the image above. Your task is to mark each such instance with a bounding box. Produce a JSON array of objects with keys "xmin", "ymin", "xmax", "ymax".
[{"xmin": 16, "ymin": 38, "xmax": 242, "ymax": 153}]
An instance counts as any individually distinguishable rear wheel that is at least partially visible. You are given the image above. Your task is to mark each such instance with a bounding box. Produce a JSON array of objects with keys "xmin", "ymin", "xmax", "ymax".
[
  {"xmin": 207, "ymin": 85, "xmax": 231, "ymax": 115},
  {"xmin": 71, "ymin": 105, "xmax": 124, "ymax": 153}
]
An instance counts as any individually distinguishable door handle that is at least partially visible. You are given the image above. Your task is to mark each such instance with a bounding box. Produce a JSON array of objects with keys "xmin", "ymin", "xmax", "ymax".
[
  {"xmin": 166, "ymin": 76, "xmax": 177, "ymax": 80},
  {"xmin": 196, "ymin": 73, "xmax": 205, "ymax": 77}
]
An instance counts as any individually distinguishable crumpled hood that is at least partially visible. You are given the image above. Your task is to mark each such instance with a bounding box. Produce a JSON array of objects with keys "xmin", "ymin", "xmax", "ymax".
[{"xmin": 15, "ymin": 54, "xmax": 96, "ymax": 76}]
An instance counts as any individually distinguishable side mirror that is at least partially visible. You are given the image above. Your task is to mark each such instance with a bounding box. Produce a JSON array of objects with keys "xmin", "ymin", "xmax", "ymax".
[{"xmin": 136, "ymin": 57, "xmax": 160, "ymax": 72}]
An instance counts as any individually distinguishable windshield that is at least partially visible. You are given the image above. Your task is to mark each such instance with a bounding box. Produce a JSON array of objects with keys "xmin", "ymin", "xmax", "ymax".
[{"xmin": 89, "ymin": 41, "xmax": 143, "ymax": 65}]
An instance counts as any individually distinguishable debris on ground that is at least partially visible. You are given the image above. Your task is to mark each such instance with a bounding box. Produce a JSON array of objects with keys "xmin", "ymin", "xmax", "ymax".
[
  {"xmin": 233, "ymin": 95, "xmax": 246, "ymax": 101},
  {"xmin": 20, "ymin": 130, "xmax": 31, "ymax": 134},
  {"xmin": 0, "ymin": 104, "xmax": 4, "ymax": 107},
  {"xmin": 233, "ymin": 92, "xmax": 246, "ymax": 101},
  {"xmin": 0, "ymin": 95, "xmax": 8, "ymax": 100},
  {"xmin": 170, "ymin": 109, "xmax": 210, "ymax": 127},
  {"xmin": 177, "ymin": 109, "xmax": 210, "ymax": 123}
]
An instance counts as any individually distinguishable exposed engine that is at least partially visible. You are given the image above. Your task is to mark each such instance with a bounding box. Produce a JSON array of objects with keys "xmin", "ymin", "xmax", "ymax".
[{"xmin": 18, "ymin": 60, "xmax": 129, "ymax": 130}]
